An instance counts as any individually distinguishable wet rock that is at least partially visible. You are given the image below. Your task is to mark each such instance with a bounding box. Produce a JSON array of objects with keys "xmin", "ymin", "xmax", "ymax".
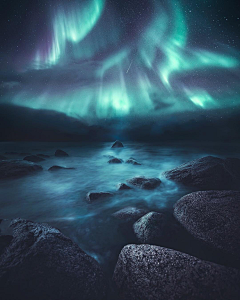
[
  {"xmin": 126, "ymin": 158, "xmax": 141, "ymax": 165},
  {"xmin": 174, "ymin": 190, "xmax": 240, "ymax": 261},
  {"xmin": 117, "ymin": 183, "xmax": 132, "ymax": 191},
  {"xmin": 108, "ymin": 158, "xmax": 123, "ymax": 164},
  {"xmin": 37, "ymin": 154, "xmax": 50, "ymax": 158},
  {"xmin": 0, "ymin": 235, "xmax": 13, "ymax": 255},
  {"xmin": 163, "ymin": 156, "xmax": 240, "ymax": 190},
  {"xmin": 86, "ymin": 192, "xmax": 113, "ymax": 203},
  {"xmin": 113, "ymin": 207, "xmax": 147, "ymax": 223},
  {"xmin": 55, "ymin": 149, "xmax": 69, "ymax": 157},
  {"xmin": 0, "ymin": 219, "xmax": 106, "ymax": 300},
  {"xmin": 48, "ymin": 165, "xmax": 75, "ymax": 171},
  {"xmin": 0, "ymin": 160, "xmax": 43, "ymax": 179},
  {"xmin": 23, "ymin": 155, "xmax": 45, "ymax": 163},
  {"xmin": 113, "ymin": 244, "xmax": 240, "ymax": 300},
  {"xmin": 111, "ymin": 140, "xmax": 124, "ymax": 148},
  {"xmin": 133, "ymin": 212, "xmax": 167, "ymax": 243},
  {"xmin": 0, "ymin": 155, "xmax": 7, "ymax": 160},
  {"xmin": 127, "ymin": 176, "xmax": 161, "ymax": 190}
]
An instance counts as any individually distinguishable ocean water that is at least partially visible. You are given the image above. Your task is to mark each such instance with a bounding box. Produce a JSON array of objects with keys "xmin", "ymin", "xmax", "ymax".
[{"xmin": 1, "ymin": 141, "xmax": 240, "ymax": 272}]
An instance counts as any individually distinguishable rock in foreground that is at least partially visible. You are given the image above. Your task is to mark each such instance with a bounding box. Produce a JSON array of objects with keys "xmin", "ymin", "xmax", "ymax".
[
  {"xmin": 0, "ymin": 160, "xmax": 42, "ymax": 179},
  {"xmin": 163, "ymin": 156, "xmax": 240, "ymax": 190},
  {"xmin": 111, "ymin": 140, "xmax": 124, "ymax": 148},
  {"xmin": 113, "ymin": 244, "xmax": 240, "ymax": 300},
  {"xmin": 174, "ymin": 190, "xmax": 240, "ymax": 261},
  {"xmin": 86, "ymin": 192, "xmax": 113, "ymax": 203},
  {"xmin": 48, "ymin": 165, "xmax": 75, "ymax": 171},
  {"xmin": 0, "ymin": 219, "xmax": 106, "ymax": 300},
  {"xmin": 127, "ymin": 176, "xmax": 161, "ymax": 190},
  {"xmin": 133, "ymin": 212, "xmax": 166, "ymax": 244},
  {"xmin": 55, "ymin": 149, "xmax": 69, "ymax": 157},
  {"xmin": 23, "ymin": 155, "xmax": 45, "ymax": 163}
]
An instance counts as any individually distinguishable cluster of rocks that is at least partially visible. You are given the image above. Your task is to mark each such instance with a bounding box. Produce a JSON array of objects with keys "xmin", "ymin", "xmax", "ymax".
[{"xmin": 1, "ymin": 144, "xmax": 240, "ymax": 299}]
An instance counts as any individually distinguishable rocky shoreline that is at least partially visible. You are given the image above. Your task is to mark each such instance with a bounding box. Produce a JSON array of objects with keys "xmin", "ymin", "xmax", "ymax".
[{"xmin": 1, "ymin": 142, "xmax": 240, "ymax": 299}]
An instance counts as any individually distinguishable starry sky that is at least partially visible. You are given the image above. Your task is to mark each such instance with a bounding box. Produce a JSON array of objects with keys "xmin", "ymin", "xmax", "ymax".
[{"xmin": 0, "ymin": 0, "xmax": 240, "ymax": 137}]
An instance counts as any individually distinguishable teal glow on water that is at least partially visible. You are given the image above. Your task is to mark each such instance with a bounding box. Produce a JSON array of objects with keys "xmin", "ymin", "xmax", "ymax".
[{"xmin": 1, "ymin": 142, "xmax": 240, "ymax": 267}]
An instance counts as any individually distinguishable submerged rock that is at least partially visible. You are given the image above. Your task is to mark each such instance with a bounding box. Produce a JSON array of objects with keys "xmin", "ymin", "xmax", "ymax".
[
  {"xmin": 0, "ymin": 219, "xmax": 106, "ymax": 300},
  {"xmin": 111, "ymin": 140, "xmax": 124, "ymax": 148},
  {"xmin": 48, "ymin": 165, "xmax": 75, "ymax": 171},
  {"xmin": 126, "ymin": 158, "xmax": 141, "ymax": 165},
  {"xmin": 0, "ymin": 160, "xmax": 42, "ymax": 179},
  {"xmin": 174, "ymin": 190, "xmax": 240, "ymax": 261},
  {"xmin": 55, "ymin": 149, "xmax": 69, "ymax": 157},
  {"xmin": 23, "ymin": 155, "xmax": 45, "ymax": 163},
  {"xmin": 127, "ymin": 176, "xmax": 161, "ymax": 190},
  {"xmin": 0, "ymin": 155, "xmax": 7, "ymax": 160},
  {"xmin": 113, "ymin": 244, "xmax": 240, "ymax": 300},
  {"xmin": 163, "ymin": 156, "xmax": 240, "ymax": 190},
  {"xmin": 86, "ymin": 192, "xmax": 113, "ymax": 203},
  {"xmin": 113, "ymin": 207, "xmax": 147, "ymax": 223},
  {"xmin": 108, "ymin": 158, "xmax": 123, "ymax": 164},
  {"xmin": 117, "ymin": 183, "xmax": 132, "ymax": 190},
  {"xmin": 37, "ymin": 154, "xmax": 50, "ymax": 158},
  {"xmin": 133, "ymin": 212, "xmax": 166, "ymax": 244}
]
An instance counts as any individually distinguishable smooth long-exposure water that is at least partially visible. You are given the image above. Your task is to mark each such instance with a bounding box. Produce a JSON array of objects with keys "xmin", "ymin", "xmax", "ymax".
[{"xmin": 1, "ymin": 141, "xmax": 240, "ymax": 272}]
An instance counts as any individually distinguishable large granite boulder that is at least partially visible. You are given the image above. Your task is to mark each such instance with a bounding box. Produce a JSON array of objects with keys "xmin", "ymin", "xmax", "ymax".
[
  {"xmin": 23, "ymin": 155, "xmax": 45, "ymax": 163},
  {"xmin": 174, "ymin": 190, "xmax": 240, "ymax": 261},
  {"xmin": 113, "ymin": 244, "xmax": 240, "ymax": 300},
  {"xmin": 0, "ymin": 219, "xmax": 106, "ymax": 300},
  {"xmin": 0, "ymin": 160, "xmax": 42, "ymax": 179},
  {"xmin": 127, "ymin": 176, "xmax": 161, "ymax": 190},
  {"xmin": 111, "ymin": 140, "xmax": 124, "ymax": 148},
  {"xmin": 133, "ymin": 212, "xmax": 166, "ymax": 243},
  {"xmin": 86, "ymin": 192, "xmax": 113, "ymax": 203},
  {"xmin": 55, "ymin": 149, "xmax": 69, "ymax": 157},
  {"xmin": 163, "ymin": 156, "xmax": 240, "ymax": 190}
]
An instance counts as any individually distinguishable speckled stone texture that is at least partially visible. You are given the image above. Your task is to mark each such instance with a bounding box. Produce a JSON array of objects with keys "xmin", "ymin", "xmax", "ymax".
[
  {"xmin": 163, "ymin": 156, "xmax": 240, "ymax": 190},
  {"xmin": 113, "ymin": 244, "xmax": 240, "ymax": 300},
  {"xmin": 0, "ymin": 219, "xmax": 106, "ymax": 300},
  {"xmin": 174, "ymin": 190, "xmax": 240, "ymax": 261}
]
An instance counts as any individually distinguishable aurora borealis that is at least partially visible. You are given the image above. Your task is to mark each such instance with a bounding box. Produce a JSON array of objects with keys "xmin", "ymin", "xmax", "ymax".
[{"xmin": 0, "ymin": 0, "xmax": 240, "ymax": 124}]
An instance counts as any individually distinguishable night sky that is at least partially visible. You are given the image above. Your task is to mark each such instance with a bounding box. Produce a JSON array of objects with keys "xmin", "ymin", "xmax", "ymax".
[{"xmin": 0, "ymin": 0, "xmax": 240, "ymax": 141}]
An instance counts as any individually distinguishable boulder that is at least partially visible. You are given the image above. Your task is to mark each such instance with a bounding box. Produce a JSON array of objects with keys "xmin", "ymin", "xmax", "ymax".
[
  {"xmin": 111, "ymin": 140, "xmax": 124, "ymax": 148},
  {"xmin": 112, "ymin": 207, "xmax": 147, "ymax": 223},
  {"xmin": 117, "ymin": 183, "xmax": 132, "ymax": 191},
  {"xmin": 163, "ymin": 156, "xmax": 240, "ymax": 190},
  {"xmin": 127, "ymin": 176, "xmax": 161, "ymax": 190},
  {"xmin": 126, "ymin": 159, "xmax": 141, "ymax": 165},
  {"xmin": 37, "ymin": 154, "xmax": 50, "ymax": 158},
  {"xmin": 86, "ymin": 192, "xmax": 113, "ymax": 203},
  {"xmin": 113, "ymin": 244, "xmax": 240, "ymax": 300},
  {"xmin": 0, "ymin": 235, "xmax": 13, "ymax": 255},
  {"xmin": 55, "ymin": 149, "xmax": 69, "ymax": 157},
  {"xmin": 174, "ymin": 190, "xmax": 240, "ymax": 261},
  {"xmin": 0, "ymin": 219, "xmax": 106, "ymax": 300},
  {"xmin": 0, "ymin": 155, "xmax": 7, "ymax": 160},
  {"xmin": 48, "ymin": 166, "xmax": 75, "ymax": 171},
  {"xmin": 0, "ymin": 160, "xmax": 43, "ymax": 179},
  {"xmin": 108, "ymin": 158, "xmax": 123, "ymax": 164},
  {"xmin": 133, "ymin": 212, "xmax": 166, "ymax": 243},
  {"xmin": 23, "ymin": 155, "xmax": 45, "ymax": 163}
]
